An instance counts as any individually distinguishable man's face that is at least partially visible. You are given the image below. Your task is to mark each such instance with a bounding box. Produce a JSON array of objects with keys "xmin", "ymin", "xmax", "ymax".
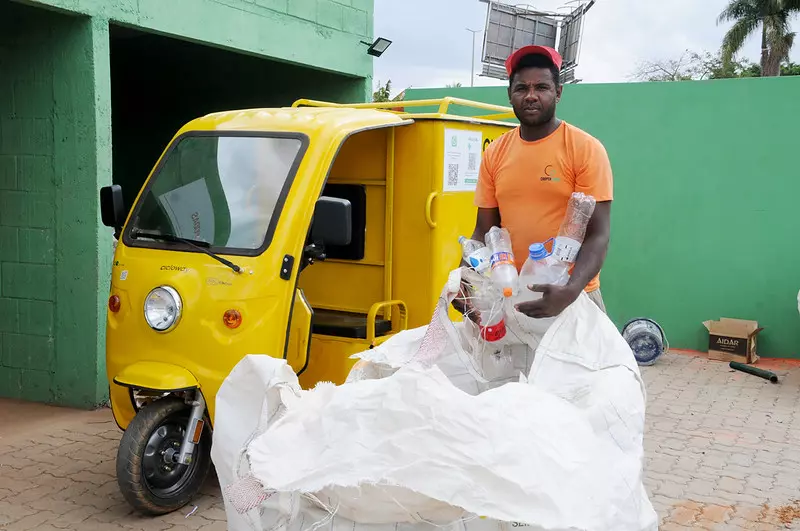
[{"xmin": 508, "ymin": 67, "xmax": 562, "ymax": 127}]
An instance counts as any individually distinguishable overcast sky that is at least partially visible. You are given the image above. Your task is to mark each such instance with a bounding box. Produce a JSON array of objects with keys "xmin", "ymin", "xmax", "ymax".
[{"xmin": 373, "ymin": 0, "xmax": 800, "ymax": 95}]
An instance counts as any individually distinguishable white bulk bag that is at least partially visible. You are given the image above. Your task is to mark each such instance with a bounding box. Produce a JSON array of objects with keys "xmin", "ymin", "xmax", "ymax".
[{"xmin": 211, "ymin": 268, "xmax": 658, "ymax": 531}]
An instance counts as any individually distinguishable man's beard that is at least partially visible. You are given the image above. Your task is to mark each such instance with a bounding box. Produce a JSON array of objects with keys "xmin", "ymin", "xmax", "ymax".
[{"xmin": 514, "ymin": 104, "xmax": 556, "ymax": 127}]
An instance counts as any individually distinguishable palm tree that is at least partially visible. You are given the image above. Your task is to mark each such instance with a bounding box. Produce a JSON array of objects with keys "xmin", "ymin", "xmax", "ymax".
[{"xmin": 718, "ymin": 0, "xmax": 800, "ymax": 76}]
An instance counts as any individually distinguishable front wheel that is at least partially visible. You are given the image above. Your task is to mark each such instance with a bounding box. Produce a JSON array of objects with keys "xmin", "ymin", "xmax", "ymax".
[{"xmin": 116, "ymin": 396, "xmax": 211, "ymax": 515}]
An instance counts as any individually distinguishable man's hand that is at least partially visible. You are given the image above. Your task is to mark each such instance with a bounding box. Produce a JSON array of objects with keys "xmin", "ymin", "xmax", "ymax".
[
  {"xmin": 514, "ymin": 283, "xmax": 581, "ymax": 319},
  {"xmin": 451, "ymin": 280, "xmax": 481, "ymax": 324}
]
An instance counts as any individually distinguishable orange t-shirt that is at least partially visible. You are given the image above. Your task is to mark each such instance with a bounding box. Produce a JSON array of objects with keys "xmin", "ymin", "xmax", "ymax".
[{"xmin": 474, "ymin": 121, "xmax": 613, "ymax": 292}]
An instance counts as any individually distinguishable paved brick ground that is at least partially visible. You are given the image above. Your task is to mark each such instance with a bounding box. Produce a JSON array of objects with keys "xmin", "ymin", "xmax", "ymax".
[
  {"xmin": 0, "ymin": 401, "xmax": 225, "ymax": 530},
  {"xmin": 642, "ymin": 352, "xmax": 800, "ymax": 530},
  {"xmin": 1, "ymin": 351, "xmax": 800, "ymax": 530}
]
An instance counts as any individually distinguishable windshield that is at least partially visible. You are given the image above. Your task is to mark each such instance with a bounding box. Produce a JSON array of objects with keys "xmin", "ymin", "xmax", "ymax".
[{"xmin": 126, "ymin": 133, "xmax": 306, "ymax": 253}]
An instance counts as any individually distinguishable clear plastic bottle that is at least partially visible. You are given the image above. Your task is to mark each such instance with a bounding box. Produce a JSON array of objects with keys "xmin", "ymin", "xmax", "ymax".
[
  {"xmin": 467, "ymin": 282, "xmax": 507, "ymax": 342},
  {"xmin": 516, "ymin": 241, "xmax": 569, "ymax": 306},
  {"xmin": 552, "ymin": 192, "xmax": 597, "ymax": 263},
  {"xmin": 485, "ymin": 226, "xmax": 518, "ymax": 298},
  {"xmin": 458, "ymin": 236, "xmax": 492, "ymax": 277}
]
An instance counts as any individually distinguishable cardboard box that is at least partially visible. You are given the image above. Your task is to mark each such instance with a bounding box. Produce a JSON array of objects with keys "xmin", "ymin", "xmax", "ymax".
[{"xmin": 703, "ymin": 318, "xmax": 763, "ymax": 364}]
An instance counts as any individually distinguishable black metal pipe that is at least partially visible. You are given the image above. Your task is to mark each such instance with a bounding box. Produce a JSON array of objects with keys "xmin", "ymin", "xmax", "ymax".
[{"xmin": 729, "ymin": 361, "xmax": 778, "ymax": 383}]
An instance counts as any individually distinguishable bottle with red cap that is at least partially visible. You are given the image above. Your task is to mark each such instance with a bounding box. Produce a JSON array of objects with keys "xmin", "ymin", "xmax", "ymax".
[{"xmin": 465, "ymin": 280, "xmax": 507, "ymax": 343}]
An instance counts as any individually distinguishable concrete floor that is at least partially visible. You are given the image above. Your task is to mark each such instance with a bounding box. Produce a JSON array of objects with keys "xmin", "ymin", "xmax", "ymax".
[{"xmin": 1, "ymin": 351, "xmax": 800, "ymax": 530}]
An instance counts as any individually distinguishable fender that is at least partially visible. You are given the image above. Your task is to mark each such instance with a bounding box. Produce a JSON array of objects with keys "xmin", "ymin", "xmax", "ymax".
[{"xmin": 113, "ymin": 361, "xmax": 200, "ymax": 392}]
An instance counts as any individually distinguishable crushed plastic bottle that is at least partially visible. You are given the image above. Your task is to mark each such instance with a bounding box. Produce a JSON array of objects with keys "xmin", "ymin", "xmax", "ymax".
[
  {"xmin": 466, "ymin": 281, "xmax": 507, "ymax": 342},
  {"xmin": 485, "ymin": 226, "xmax": 518, "ymax": 298},
  {"xmin": 458, "ymin": 236, "xmax": 492, "ymax": 277},
  {"xmin": 552, "ymin": 192, "xmax": 597, "ymax": 263}
]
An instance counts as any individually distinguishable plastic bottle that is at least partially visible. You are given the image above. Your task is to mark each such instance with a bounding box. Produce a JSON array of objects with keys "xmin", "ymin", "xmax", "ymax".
[
  {"xmin": 467, "ymin": 282, "xmax": 507, "ymax": 342},
  {"xmin": 458, "ymin": 236, "xmax": 492, "ymax": 276},
  {"xmin": 516, "ymin": 241, "xmax": 569, "ymax": 306},
  {"xmin": 485, "ymin": 226, "xmax": 518, "ymax": 297},
  {"xmin": 552, "ymin": 192, "xmax": 597, "ymax": 263}
]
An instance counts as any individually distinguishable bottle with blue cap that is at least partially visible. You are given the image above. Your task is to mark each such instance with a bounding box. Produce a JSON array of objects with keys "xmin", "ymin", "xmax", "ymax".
[
  {"xmin": 517, "ymin": 239, "xmax": 569, "ymax": 304},
  {"xmin": 458, "ymin": 236, "xmax": 492, "ymax": 277}
]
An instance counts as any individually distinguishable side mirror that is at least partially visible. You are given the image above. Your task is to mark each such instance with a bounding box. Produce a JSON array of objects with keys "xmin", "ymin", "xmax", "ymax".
[
  {"xmin": 311, "ymin": 196, "xmax": 352, "ymax": 247},
  {"xmin": 100, "ymin": 185, "xmax": 126, "ymax": 230}
]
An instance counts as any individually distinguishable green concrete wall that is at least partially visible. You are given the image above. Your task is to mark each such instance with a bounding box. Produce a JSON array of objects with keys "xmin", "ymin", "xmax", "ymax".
[
  {"xmin": 0, "ymin": 2, "xmax": 112, "ymax": 406},
  {"xmin": 2, "ymin": 0, "xmax": 374, "ymax": 408},
  {"xmin": 22, "ymin": 0, "xmax": 374, "ymax": 91},
  {"xmin": 406, "ymin": 79, "xmax": 800, "ymax": 358}
]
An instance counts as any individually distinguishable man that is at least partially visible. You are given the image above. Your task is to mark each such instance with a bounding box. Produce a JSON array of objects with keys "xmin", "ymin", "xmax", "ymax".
[{"xmin": 453, "ymin": 45, "xmax": 613, "ymax": 319}]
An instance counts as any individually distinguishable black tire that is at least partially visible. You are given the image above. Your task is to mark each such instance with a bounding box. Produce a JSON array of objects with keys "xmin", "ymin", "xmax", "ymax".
[{"xmin": 116, "ymin": 396, "xmax": 212, "ymax": 516}]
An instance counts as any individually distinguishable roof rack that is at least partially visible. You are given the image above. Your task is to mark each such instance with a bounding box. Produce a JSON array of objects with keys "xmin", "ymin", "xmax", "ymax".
[{"xmin": 291, "ymin": 97, "xmax": 515, "ymax": 123}]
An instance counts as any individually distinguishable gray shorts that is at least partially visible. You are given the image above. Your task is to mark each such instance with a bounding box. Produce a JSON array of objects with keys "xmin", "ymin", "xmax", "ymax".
[{"xmin": 586, "ymin": 288, "xmax": 606, "ymax": 314}]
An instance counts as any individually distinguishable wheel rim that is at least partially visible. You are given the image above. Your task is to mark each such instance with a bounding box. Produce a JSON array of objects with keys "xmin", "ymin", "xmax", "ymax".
[{"xmin": 141, "ymin": 413, "xmax": 201, "ymax": 499}]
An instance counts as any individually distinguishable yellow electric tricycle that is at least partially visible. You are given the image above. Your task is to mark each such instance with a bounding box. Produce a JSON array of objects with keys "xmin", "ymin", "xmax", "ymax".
[{"xmin": 99, "ymin": 98, "xmax": 515, "ymax": 515}]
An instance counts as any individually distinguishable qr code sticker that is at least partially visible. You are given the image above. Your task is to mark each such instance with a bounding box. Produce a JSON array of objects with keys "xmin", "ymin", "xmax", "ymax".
[
  {"xmin": 468, "ymin": 152, "xmax": 478, "ymax": 171},
  {"xmin": 447, "ymin": 163, "xmax": 459, "ymax": 186}
]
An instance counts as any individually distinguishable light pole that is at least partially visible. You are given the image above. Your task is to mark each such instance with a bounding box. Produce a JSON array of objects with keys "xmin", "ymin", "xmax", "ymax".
[{"xmin": 466, "ymin": 28, "xmax": 481, "ymax": 87}]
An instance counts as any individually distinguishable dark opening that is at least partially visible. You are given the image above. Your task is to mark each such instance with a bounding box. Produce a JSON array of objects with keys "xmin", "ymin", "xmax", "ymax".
[
  {"xmin": 319, "ymin": 183, "xmax": 367, "ymax": 260},
  {"xmin": 109, "ymin": 25, "xmax": 365, "ymax": 217}
]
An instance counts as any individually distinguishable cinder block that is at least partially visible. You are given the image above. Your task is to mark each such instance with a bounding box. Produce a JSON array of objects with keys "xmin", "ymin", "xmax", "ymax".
[
  {"xmin": 318, "ymin": 0, "xmax": 344, "ymax": 30},
  {"xmin": 0, "ymin": 80, "xmax": 13, "ymax": 118},
  {"xmin": 288, "ymin": 0, "xmax": 317, "ymax": 22},
  {"xmin": 350, "ymin": 0, "xmax": 371, "ymax": 13},
  {"xmin": 0, "ymin": 226, "xmax": 18, "ymax": 262},
  {"xmin": 254, "ymin": 0, "xmax": 288, "ymax": 12},
  {"xmin": 26, "ymin": 193, "xmax": 55, "ymax": 228},
  {"xmin": 342, "ymin": 5, "xmax": 367, "ymax": 35},
  {"xmin": 18, "ymin": 155, "xmax": 54, "ymax": 193},
  {"xmin": 0, "ymin": 191, "xmax": 54, "ymax": 228},
  {"xmin": 0, "ymin": 155, "xmax": 16, "ymax": 190},
  {"xmin": 1, "ymin": 333, "xmax": 54, "ymax": 371},
  {"xmin": 0, "ymin": 365, "xmax": 22, "ymax": 400},
  {"xmin": 1, "ymin": 263, "xmax": 55, "ymax": 301},
  {"xmin": 0, "ymin": 191, "xmax": 26, "ymax": 227},
  {"xmin": 13, "ymin": 79, "xmax": 54, "ymax": 119},
  {"xmin": 0, "ymin": 298, "xmax": 19, "ymax": 333},
  {"xmin": 20, "ymin": 369, "xmax": 52, "ymax": 402},
  {"xmin": 19, "ymin": 228, "xmax": 54, "ymax": 264},
  {"xmin": 19, "ymin": 300, "xmax": 54, "ymax": 337},
  {"xmin": 0, "ymin": 118, "xmax": 53, "ymax": 156}
]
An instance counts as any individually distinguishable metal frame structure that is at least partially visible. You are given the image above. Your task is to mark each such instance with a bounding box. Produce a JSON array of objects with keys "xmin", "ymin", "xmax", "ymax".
[
  {"xmin": 477, "ymin": 0, "xmax": 595, "ymax": 84},
  {"xmin": 292, "ymin": 97, "xmax": 516, "ymax": 123}
]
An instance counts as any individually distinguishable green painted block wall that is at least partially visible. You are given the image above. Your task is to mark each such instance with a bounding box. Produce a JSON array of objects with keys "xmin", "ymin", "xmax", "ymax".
[
  {"xmin": 406, "ymin": 80, "xmax": 800, "ymax": 358},
  {"xmin": 22, "ymin": 0, "xmax": 375, "ymax": 95},
  {"xmin": 2, "ymin": 0, "xmax": 375, "ymax": 407},
  {"xmin": 0, "ymin": 2, "xmax": 110, "ymax": 406}
]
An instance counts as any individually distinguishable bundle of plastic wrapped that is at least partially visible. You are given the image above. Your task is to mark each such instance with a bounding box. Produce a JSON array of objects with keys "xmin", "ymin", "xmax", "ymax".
[{"xmin": 211, "ymin": 268, "xmax": 658, "ymax": 531}]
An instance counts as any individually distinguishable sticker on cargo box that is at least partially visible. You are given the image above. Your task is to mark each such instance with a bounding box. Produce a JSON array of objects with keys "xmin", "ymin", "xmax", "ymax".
[
  {"xmin": 120, "ymin": 270, "xmax": 128, "ymax": 281},
  {"xmin": 443, "ymin": 129, "xmax": 482, "ymax": 192}
]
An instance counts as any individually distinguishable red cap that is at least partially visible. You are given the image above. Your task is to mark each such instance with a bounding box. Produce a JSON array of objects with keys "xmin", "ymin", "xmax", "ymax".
[{"xmin": 505, "ymin": 45, "xmax": 563, "ymax": 77}]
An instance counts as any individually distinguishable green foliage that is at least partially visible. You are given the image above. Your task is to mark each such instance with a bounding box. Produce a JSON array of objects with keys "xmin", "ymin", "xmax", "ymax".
[
  {"xmin": 372, "ymin": 79, "xmax": 392, "ymax": 102},
  {"xmin": 630, "ymin": 49, "xmax": 799, "ymax": 81},
  {"xmin": 717, "ymin": 0, "xmax": 799, "ymax": 76}
]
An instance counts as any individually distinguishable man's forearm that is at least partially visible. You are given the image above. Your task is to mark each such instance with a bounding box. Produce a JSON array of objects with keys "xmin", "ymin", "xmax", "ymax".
[
  {"xmin": 565, "ymin": 201, "xmax": 611, "ymax": 293},
  {"xmin": 566, "ymin": 232, "xmax": 608, "ymax": 293}
]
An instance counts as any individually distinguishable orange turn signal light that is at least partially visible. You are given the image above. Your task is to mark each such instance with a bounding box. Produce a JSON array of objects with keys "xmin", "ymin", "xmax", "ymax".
[
  {"xmin": 108, "ymin": 295, "xmax": 121, "ymax": 313},
  {"xmin": 223, "ymin": 309, "xmax": 242, "ymax": 329}
]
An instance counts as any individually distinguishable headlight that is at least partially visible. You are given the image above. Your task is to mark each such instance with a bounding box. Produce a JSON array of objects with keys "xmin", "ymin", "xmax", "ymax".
[{"xmin": 144, "ymin": 286, "xmax": 182, "ymax": 332}]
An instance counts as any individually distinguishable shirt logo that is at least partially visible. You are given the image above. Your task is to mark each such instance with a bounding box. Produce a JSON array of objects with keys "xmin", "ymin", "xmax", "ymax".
[{"xmin": 540, "ymin": 165, "xmax": 561, "ymax": 182}]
